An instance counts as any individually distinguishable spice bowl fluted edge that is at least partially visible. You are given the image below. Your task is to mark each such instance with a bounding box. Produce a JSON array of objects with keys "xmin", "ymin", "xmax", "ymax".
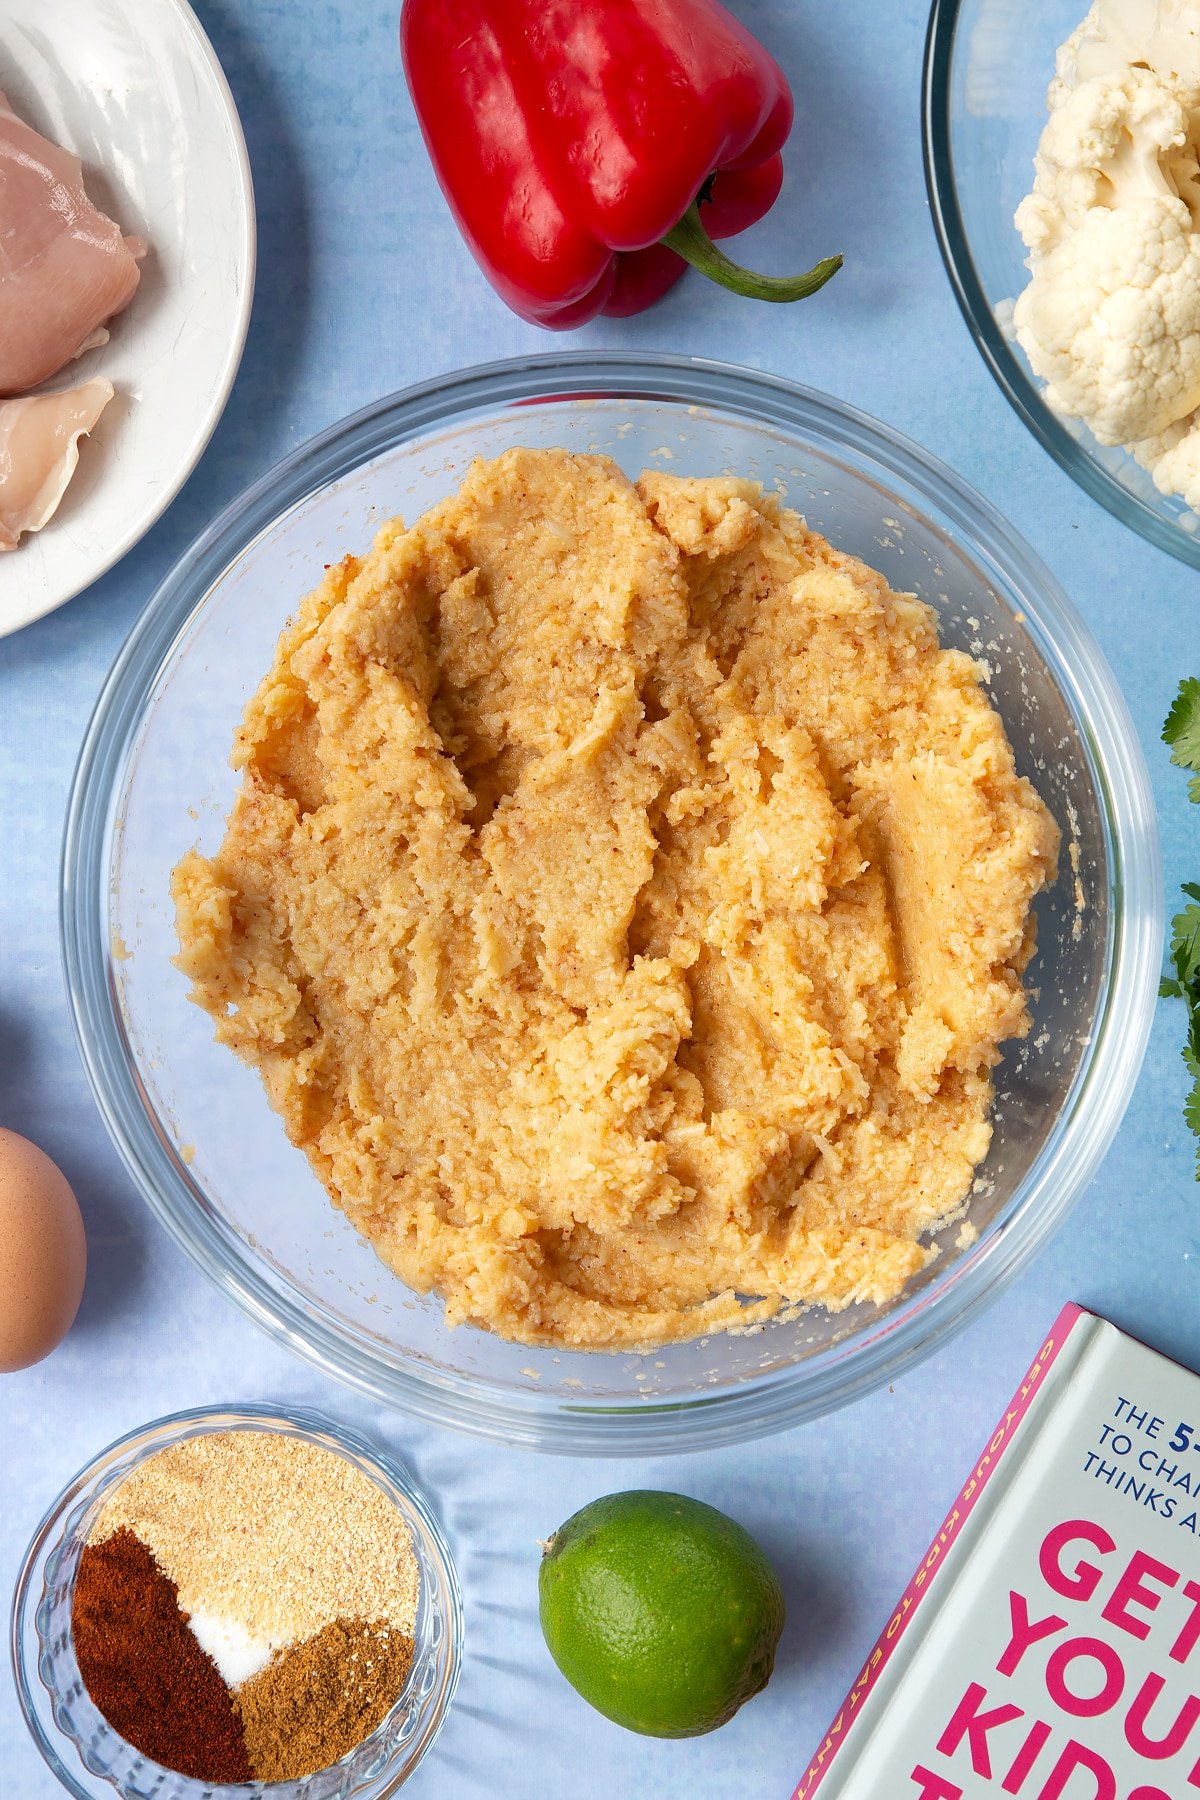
[{"xmin": 10, "ymin": 1404, "xmax": 463, "ymax": 1800}]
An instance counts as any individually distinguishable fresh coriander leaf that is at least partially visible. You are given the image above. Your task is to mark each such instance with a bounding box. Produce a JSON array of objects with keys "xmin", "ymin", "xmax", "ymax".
[
  {"xmin": 1162, "ymin": 680, "xmax": 1200, "ymax": 1178},
  {"xmin": 1170, "ymin": 902, "xmax": 1200, "ymax": 984},
  {"xmin": 1186, "ymin": 1079, "xmax": 1200, "ymax": 1178},
  {"xmin": 1164, "ymin": 676, "xmax": 1200, "ymax": 772}
]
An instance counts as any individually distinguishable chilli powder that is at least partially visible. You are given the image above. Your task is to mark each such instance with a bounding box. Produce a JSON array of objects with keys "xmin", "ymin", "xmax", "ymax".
[{"xmin": 71, "ymin": 1430, "xmax": 420, "ymax": 1782}]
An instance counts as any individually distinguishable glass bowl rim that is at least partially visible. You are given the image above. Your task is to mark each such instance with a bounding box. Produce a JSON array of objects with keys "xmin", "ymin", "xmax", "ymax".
[
  {"xmin": 921, "ymin": 0, "xmax": 1200, "ymax": 569},
  {"xmin": 9, "ymin": 1401, "xmax": 463, "ymax": 1800},
  {"xmin": 59, "ymin": 348, "xmax": 1163, "ymax": 1453}
]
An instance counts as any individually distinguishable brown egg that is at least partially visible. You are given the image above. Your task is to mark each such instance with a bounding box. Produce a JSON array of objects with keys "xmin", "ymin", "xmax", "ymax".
[{"xmin": 0, "ymin": 1128, "xmax": 87, "ymax": 1372}]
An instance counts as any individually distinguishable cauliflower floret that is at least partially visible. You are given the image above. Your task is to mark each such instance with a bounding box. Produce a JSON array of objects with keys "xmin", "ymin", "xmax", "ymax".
[
  {"xmin": 1013, "ymin": 19, "xmax": 1200, "ymax": 502},
  {"xmin": 1016, "ymin": 69, "xmax": 1194, "ymax": 255},
  {"xmin": 1015, "ymin": 192, "xmax": 1200, "ymax": 442},
  {"xmin": 1132, "ymin": 409, "xmax": 1200, "ymax": 504},
  {"xmin": 1064, "ymin": 0, "xmax": 1200, "ymax": 94}
]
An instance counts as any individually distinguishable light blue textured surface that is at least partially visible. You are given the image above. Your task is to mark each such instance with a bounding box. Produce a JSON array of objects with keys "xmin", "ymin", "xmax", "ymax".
[{"xmin": 2, "ymin": 2, "xmax": 1198, "ymax": 1795}]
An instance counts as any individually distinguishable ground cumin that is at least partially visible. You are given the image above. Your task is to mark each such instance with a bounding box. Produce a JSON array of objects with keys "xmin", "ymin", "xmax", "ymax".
[
  {"xmin": 71, "ymin": 1528, "xmax": 252, "ymax": 1782},
  {"xmin": 235, "ymin": 1616, "xmax": 415, "ymax": 1781}
]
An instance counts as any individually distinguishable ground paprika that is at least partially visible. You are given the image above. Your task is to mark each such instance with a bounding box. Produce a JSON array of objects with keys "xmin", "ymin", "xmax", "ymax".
[{"xmin": 70, "ymin": 1526, "xmax": 252, "ymax": 1782}]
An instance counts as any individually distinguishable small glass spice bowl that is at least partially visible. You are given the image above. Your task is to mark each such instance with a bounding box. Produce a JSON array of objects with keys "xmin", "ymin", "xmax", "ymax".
[{"xmin": 10, "ymin": 1404, "xmax": 463, "ymax": 1800}]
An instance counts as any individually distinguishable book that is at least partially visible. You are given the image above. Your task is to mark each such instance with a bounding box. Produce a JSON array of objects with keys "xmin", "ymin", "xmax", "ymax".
[{"xmin": 793, "ymin": 1305, "xmax": 1200, "ymax": 1800}]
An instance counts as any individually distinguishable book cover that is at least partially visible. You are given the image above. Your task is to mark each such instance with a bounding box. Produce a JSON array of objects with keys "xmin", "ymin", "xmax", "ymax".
[{"xmin": 794, "ymin": 1305, "xmax": 1200, "ymax": 1799}]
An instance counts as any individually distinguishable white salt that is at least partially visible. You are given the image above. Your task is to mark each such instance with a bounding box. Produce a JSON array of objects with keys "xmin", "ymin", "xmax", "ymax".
[{"xmin": 187, "ymin": 1610, "xmax": 275, "ymax": 1687}]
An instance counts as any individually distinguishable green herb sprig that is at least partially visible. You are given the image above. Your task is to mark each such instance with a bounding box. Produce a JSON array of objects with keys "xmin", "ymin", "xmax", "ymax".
[{"xmin": 1161, "ymin": 678, "xmax": 1200, "ymax": 1174}]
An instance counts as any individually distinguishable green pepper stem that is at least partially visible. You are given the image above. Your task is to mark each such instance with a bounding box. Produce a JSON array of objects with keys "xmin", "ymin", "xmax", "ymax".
[{"xmin": 660, "ymin": 203, "xmax": 842, "ymax": 303}]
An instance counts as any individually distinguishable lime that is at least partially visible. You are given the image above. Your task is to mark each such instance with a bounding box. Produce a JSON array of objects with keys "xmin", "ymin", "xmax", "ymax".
[{"xmin": 538, "ymin": 1489, "xmax": 785, "ymax": 1737}]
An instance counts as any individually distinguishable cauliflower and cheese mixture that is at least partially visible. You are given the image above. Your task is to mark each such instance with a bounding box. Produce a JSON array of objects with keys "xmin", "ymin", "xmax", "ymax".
[
  {"xmin": 172, "ymin": 449, "xmax": 1059, "ymax": 1350},
  {"xmin": 1015, "ymin": 0, "xmax": 1200, "ymax": 507}
]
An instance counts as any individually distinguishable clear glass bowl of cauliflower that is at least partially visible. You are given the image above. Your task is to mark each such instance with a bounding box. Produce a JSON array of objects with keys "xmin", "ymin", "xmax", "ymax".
[{"xmin": 926, "ymin": 0, "xmax": 1200, "ymax": 563}]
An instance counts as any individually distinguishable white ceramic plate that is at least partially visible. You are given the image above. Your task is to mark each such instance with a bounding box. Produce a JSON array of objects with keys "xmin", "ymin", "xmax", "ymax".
[{"xmin": 0, "ymin": 0, "xmax": 255, "ymax": 636}]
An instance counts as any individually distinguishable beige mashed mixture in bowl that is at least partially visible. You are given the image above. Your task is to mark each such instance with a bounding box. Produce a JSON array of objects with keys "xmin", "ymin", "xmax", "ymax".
[{"xmin": 172, "ymin": 448, "xmax": 1059, "ymax": 1350}]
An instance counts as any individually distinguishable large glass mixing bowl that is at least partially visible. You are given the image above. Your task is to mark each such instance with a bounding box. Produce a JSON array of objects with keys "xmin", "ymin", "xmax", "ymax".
[
  {"xmin": 924, "ymin": 0, "xmax": 1200, "ymax": 566},
  {"xmin": 61, "ymin": 352, "xmax": 1161, "ymax": 1453}
]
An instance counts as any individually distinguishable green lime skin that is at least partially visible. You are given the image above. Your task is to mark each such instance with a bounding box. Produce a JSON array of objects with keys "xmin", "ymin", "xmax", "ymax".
[{"xmin": 538, "ymin": 1489, "xmax": 786, "ymax": 1738}]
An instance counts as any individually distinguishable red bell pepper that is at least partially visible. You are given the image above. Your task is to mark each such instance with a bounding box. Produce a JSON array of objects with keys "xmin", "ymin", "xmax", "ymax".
[{"xmin": 400, "ymin": 0, "xmax": 841, "ymax": 329}]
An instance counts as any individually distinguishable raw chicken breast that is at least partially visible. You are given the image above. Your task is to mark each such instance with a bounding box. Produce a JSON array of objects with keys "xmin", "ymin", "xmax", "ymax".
[
  {"xmin": 0, "ymin": 93, "xmax": 144, "ymax": 395},
  {"xmin": 0, "ymin": 378, "xmax": 113, "ymax": 550}
]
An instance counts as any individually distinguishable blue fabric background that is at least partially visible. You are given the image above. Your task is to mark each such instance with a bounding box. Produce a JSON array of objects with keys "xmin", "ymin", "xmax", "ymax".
[{"xmin": 3, "ymin": 2, "xmax": 1197, "ymax": 1794}]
